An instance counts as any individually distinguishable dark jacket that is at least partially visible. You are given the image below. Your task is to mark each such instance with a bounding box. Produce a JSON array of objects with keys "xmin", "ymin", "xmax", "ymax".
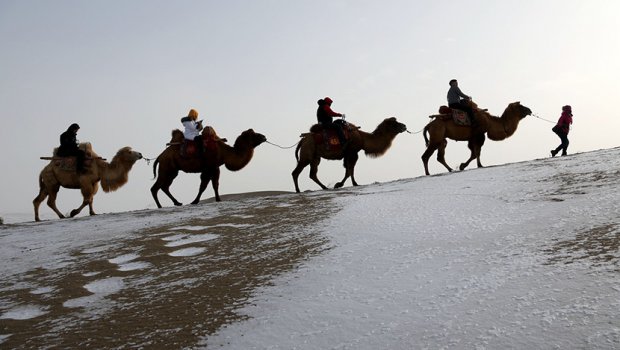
[
  {"xmin": 555, "ymin": 111, "xmax": 573, "ymax": 134},
  {"xmin": 316, "ymin": 100, "xmax": 342, "ymax": 125},
  {"xmin": 57, "ymin": 129, "xmax": 79, "ymax": 157}
]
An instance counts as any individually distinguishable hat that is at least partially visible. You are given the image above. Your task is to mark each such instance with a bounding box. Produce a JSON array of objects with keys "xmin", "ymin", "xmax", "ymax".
[
  {"xmin": 323, "ymin": 97, "xmax": 333, "ymax": 104},
  {"xmin": 562, "ymin": 105, "xmax": 572, "ymax": 112},
  {"xmin": 68, "ymin": 123, "xmax": 80, "ymax": 131},
  {"xmin": 188, "ymin": 109, "xmax": 199, "ymax": 120}
]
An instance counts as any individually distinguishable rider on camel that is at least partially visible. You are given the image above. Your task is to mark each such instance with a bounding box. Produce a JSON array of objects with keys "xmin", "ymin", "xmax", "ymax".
[
  {"xmin": 57, "ymin": 123, "xmax": 86, "ymax": 173},
  {"xmin": 317, "ymin": 97, "xmax": 347, "ymax": 148},
  {"xmin": 181, "ymin": 108, "xmax": 204, "ymax": 155}
]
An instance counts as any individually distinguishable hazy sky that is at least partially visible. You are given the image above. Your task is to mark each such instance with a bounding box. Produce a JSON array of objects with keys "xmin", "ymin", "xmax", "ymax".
[{"xmin": 1, "ymin": 0, "xmax": 619, "ymax": 220}]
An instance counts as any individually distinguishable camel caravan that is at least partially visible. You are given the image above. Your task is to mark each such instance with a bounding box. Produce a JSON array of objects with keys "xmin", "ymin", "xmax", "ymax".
[{"xmin": 34, "ymin": 85, "xmax": 533, "ymax": 221}]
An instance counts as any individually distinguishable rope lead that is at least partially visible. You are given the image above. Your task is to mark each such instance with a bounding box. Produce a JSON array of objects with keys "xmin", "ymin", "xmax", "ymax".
[{"xmin": 265, "ymin": 140, "xmax": 300, "ymax": 149}]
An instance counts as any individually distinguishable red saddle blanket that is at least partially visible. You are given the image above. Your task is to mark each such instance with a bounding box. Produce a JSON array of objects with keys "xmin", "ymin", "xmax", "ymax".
[
  {"xmin": 181, "ymin": 135, "xmax": 220, "ymax": 158},
  {"xmin": 309, "ymin": 124, "xmax": 351, "ymax": 151},
  {"xmin": 438, "ymin": 106, "xmax": 471, "ymax": 126}
]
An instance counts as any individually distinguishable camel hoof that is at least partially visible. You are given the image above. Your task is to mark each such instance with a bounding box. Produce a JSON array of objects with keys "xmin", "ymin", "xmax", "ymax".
[
  {"xmin": 190, "ymin": 200, "xmax": 199, "ymax": 205},
  {"xmin": 70, "ymin": 209, "xmax": 80, "ymax": 217},
  {"xmin": 174, "ymin": 202, "xmax": 183, "ymax": 206},
  {"xmin": 459, "ymin": 164, "xmax": 466, "ymax": 171},
  {"xmin": 334, "ymin": 183, "xmax": 344, "ymax": 189}
]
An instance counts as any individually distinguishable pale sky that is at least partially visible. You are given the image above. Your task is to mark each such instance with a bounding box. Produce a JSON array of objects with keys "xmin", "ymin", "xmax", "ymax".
[{"xmin": 1, "ymin": 0, "xmax": 619, "ymax": 220}]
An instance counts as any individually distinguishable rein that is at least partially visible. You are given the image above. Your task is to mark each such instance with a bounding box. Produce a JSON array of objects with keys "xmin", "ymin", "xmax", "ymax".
[
  {"xmin": 265, "ymin": 140, "xmax": 300, "ymax": 149},
  {"xmin": 142, "ymin": 156, "xmax": 157, "ymax": 165},
  {"xmin": 531, "ymin": 113, "xmax": 555, "ymax": 124},
  {"xmin": 405, "ymin": 128, "xmax": 423, "ymax": 135}
]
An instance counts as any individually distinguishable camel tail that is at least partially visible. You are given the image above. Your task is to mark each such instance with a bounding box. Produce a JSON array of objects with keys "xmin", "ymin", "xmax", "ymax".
[
  {"xmin": 152, "ymin": 157, "xmax": 159, "ymax": 180},
  {"xmin": 295, "ymin": 138, "xmax": 303, "ymax": 162},
  {"xmin": 423, "ymin": 124, "xmax": 430, "ymax": 147}
]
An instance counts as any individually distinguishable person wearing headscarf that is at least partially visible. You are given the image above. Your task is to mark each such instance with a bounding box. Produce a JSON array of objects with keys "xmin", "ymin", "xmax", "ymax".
[{"xmin": 57, "ymin": 123, "xmax": 86, "ymax": 173}]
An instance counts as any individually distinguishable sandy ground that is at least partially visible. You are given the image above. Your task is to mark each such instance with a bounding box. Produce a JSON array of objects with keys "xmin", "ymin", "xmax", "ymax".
[{"xmin": 0, "ymin": 190, "xmax": 340, "ymax": 349}]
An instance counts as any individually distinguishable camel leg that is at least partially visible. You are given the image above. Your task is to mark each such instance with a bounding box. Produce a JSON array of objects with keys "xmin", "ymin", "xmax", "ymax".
[
  {"xmin": 45, "ymin": 186, "xmax": 66, "ymax": 220},
  {"xmin": 336, "ymin": 153, "xmax": 359, "ymax": 188},
  {"xmin": 292, "ymin": 159, "xmax": 310, "ymax": 193},
  {"xmin": 475, "ymin": 137, "xmax": 485, "ymax": 168},
  {"xmin": 191, "ymin": 170, "xmax": 212, "ymax": 205},
  {"xmin": 70, "ymin": 185, "xmax": 94, "ymax": 218},
  {"xmin": 211, "ymin": 167, "xmax": 221, "ymax": 202},
  {"xmin": 309, "ymin": 158, "xmax": 328, "ymax": 190},
  {"xmin": 33, "ymin": 187, "xmax": 49, "ymax": 222},
  {"xmin": 421, "ymin": 145, "xmax": 436, "ymax": 176},
  {"xmin": 151, "ymin": 170, "xmax": 182, "ymax": 208},
  {"xmin": 460, "ymin": 136, "xmax": 485, "ymax": 171},
  {"xmin": 436, "ymin": 140, "xmax": 453, "ymax": 173},
  {"xmin": 349, "ymin": 153, "xmax": 360, "ymax": 186},
  {"xmin": 87, "ymin": 183, "xmax": 99, "ymax": 216},
  {"xmin": 191, "ymin": 167, "xmax": 221, "ymax": 204},
  {"xmin": 459, "ymin": 147, "xmax": 477, "ymax": 171}
]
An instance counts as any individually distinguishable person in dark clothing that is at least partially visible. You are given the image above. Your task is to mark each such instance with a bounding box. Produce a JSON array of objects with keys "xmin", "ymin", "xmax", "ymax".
[
  {"xmin": 551, "ymin": 105, "xmax": 573, "ymax": 157},
  {"xmin": 57, "ymin": 123, "xmax": 86, "ymax": 173},
  {"xmin": 447, "ymin": 79, "xmax": 477, "ymax": 126},
  {"xmin": 316, "ymin": 97, "xmax": 347, "ymax": 148}
]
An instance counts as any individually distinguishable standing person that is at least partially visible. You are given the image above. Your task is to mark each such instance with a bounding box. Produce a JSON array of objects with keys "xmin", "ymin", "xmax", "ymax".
[
  {"xmin": 551, "ymin": 105, "xmax": 573, "ymax": 157},
  {"xmin": 447, "ymin": 79, "xmax": 477, "ymax": 126},
  {"xmin": 57, "ymin": 123, "xmax": 86, "ymax": 173},
  {"xmin": 316, "ymin": 97, "xmax": 347, "ymax": 148},
  {"xmin": 181, "ymin": 108, "xmax": 204, "ymax": 155}
]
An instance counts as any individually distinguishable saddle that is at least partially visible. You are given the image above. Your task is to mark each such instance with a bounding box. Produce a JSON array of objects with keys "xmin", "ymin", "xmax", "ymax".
[
  {"xmin": 308, "ymin": 121, "xmax": 352, "ymax": 151},
  {"xmin": 438, "ymin": 105, "xmax": 471, "ymax": 126},
  {"xmin": 51, "ymin": 143, "xmax": 95, "ymax": 172},
  {"xmin": 180, "ymin": 126, "xmax": 224, "ymax": 158}
]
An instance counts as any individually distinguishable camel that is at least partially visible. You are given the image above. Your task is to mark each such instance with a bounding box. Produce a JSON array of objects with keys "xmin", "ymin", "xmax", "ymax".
[
  {"xmin": 292, "ymin": 117, "xmax": 407, "ymax": 192},
  {"xmin": 33, "ymin": 145, "xmax": 143, "ymax": 221},
  {"xmin": 151, "ymin": 127, "xmax": 266, "ymax": 208},
  {"xmin": 421, "ymin": 101, "xmax": 532, "ymax": 175}
]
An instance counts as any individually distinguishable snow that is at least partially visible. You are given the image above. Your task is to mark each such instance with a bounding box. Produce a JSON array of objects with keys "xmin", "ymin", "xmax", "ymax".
[{"xmin": 1, "ymin": 147, "xmax": 619, "ymax": 348}]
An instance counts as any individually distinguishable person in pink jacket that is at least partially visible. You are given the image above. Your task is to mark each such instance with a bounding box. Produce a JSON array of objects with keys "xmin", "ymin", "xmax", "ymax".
[{"xmin": 551, "ymin": 105, "xmax": 573, "ymax": 157}]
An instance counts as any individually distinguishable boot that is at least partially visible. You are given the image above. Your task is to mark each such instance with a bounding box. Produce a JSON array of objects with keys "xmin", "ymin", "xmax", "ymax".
[{"xmin": 550, "ymin": 149, "xmax": 558, "ymax": 157}]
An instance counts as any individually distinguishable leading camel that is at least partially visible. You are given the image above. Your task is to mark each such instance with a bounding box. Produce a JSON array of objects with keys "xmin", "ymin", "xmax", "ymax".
[
  {"xmin": 33, "ymin": 145, "xmax": 143, "ymax": 221},
  {"xmin": 292, "ymin": 117, "xmax": 407, "ymax": 192},
  {"xmin": 421, "ymin": 101, "xmax": 532, "ymax": 175},
  {"xmin": 151, "ymin": 127, "xmax": 266, "ymax": 208}
]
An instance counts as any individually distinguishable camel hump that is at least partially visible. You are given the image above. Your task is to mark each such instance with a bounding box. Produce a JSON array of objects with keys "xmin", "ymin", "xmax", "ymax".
[
  {"xmin": 309, "ymin": 124, "xmax": 323, "ymax": 133},
  {"xmin": 78, "ymin": 142, "xmax": 98, "ymax": 158},
  {"xmin": 170, "ymin": 129, "xmax": 184, "ymax": 143}
]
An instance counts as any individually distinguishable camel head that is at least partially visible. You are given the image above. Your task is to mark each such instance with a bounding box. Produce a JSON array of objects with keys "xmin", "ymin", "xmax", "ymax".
[
  {"xmin": 114, "ymin": 147, "xmax": 143, "ymax": 163},
  {"xmin": 235, "ymin": 129, "xmax": 267, "ymax": 149},
  {"xmin": 375, "ymin": 117, "xmax": 408, "ymax": 135},
  {"xmin": 505, "ymin": 102, "xmax": 532, "ymax": 120}
]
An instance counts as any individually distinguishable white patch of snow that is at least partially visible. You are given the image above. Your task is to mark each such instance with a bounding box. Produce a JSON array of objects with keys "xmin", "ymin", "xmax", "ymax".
[
  {"xmin": 168, "ymin": 247, "xmax": 206, "ymax": 257},
  {"xmin": 0, "ymin": 305, "xmax": 48, "ymax": 320},
  {"xmin": 108, "ymin": 253, "xmax": 139, "ymax": 265},
  {"xmin": 118, "ymin": 261, "xmax": 151, "ymax": 271},
  {"xmin": 164, "ymin": 234, "xmax": 219, "ymax": 247}
]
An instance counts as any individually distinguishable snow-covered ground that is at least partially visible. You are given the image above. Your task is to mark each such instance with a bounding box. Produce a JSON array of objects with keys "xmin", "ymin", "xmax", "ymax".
[{"xmin": 1, "ymin": 148, "xmax": 619, "ymax": 349}]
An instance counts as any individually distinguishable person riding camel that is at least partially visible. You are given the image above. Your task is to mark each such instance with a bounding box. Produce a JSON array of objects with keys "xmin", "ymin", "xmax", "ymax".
[
  {"xmin": 447, "ymin": 79, "xmax": 477, "ymax": 127},
  {"xmin": 57, "ymin": 123, "xmax": 86, "ymax": 173},
  {"xmin": 181, "ymin": 108, "xmax": 204, "ymax": 155},
  {"xmin": 317, "ymin": 97, "xmax": 348, "ymax": 148}
]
